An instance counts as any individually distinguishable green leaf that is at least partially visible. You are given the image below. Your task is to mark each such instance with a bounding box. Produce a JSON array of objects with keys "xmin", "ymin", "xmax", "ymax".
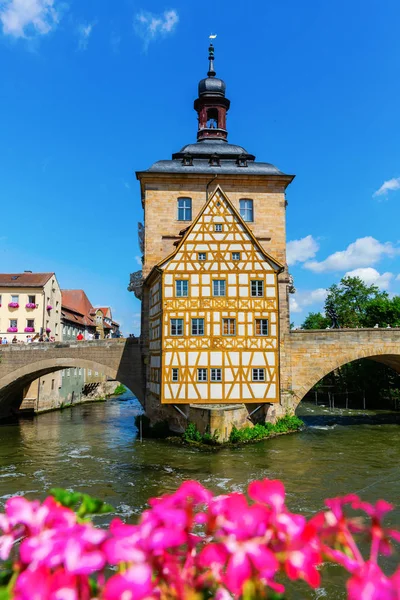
[{"xmin": 50, "ymin": 488, "xmax": 83, "ymax": 509}]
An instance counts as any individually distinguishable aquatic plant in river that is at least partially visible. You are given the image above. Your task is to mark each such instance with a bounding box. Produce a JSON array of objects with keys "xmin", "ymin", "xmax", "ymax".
[{"xmin": 0, "ymin": 480, "xmax": 399, "ymax": 599}]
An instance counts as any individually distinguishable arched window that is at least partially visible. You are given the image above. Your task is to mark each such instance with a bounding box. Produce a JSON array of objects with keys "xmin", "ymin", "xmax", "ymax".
[
  {"xmin": 177, "ymin": 197, "xmax": 192, "ymax": 221},
  {"xmin": 206, "ymin": 108, "xmax": 219, "ymax": 129},
  {"xmin": 239, "ymin": 198, "xmax": 254, "ymax": 222}
]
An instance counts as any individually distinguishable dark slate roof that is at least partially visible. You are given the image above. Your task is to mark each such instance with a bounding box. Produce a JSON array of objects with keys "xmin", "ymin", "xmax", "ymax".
[
  {"xmin": 145, "ymin": 159, "xmax": 285, "ymax": 175},
  {"xmin": 139, "ymin": 139, "xmax": 290, "ymax": 177},
  {"xmin": 173, "ymin": 141, "xmax": 254, "ymax": 160}
]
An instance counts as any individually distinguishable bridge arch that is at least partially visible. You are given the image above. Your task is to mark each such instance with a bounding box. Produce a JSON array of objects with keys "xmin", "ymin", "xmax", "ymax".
[
  {"xmin": 0, "ymin": 340, "xmax": 144, "ymax": 418},
  {"xmin": 290, "ymin": 344, "xmax": 400, "ymax": 408}
]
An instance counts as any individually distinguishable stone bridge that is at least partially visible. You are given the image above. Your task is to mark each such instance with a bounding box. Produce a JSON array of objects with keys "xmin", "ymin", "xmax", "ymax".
[
  {"xmin": 1, "ymin": 329, "xmax": 400, "ymax": 422},
  {"xmin": 282, "ymin": 328, "xmax": 400, "ymax": 410},
  {"xmin": 0, "ymin": 339, "xmax": 144, "ymax": 418}
]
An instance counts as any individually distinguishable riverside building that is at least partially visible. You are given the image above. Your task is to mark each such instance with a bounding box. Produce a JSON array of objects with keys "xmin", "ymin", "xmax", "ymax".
[{"xmin": 136, "ymin": 45, "xmax": 294, "ymax": 419}]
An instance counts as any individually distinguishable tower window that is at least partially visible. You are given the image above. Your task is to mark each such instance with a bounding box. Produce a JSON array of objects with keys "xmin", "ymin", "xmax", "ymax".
[
  {"xmin": 175, "ymin": 280, "xmax": 189, "ymax": 297},
  {"xmin": 172, "ymin": 368, "xmax": 179, "ymax": 382},
  {"xmin": 251, "ymin": 280, "xmax": 264, "ymax": 297},
  {"xmin": 177, "ymin": 197, "xmax": 192, "ymax": 221},
  {"xmin": 223, "ymin": 318, "xmax": 236, "ymax": 335},
  {"xmin": 191, "ymin": 318, "xmax": 204, "ymax": 336},
  {"xmin": 211, "ymin": 368, "xmax": 222, "ymax": 382},
  {"xmin": 206, "ymin": 108, "xmax": 219, "ymax": 129},
  {"xmin": 170, "ymin": 319, "xmax": 183, "ymax": 336},
  {"xmin": 240, "ymin": 199, "xmax": 254, "ymax": 222},
  {"xmin": 209, "ymin": 154, "xmax": 220, "ymax": 166},
  {"xmin": 232, "ymin": 252, "xmax": 241, "ymax": 260},
  {"xmin": 197, "ymin": 368, "xmax": 207, "ymax": 382},
  {"xmin": 182, "ymin": 153, "xmax": 193, "ymax": 166},
  {"xmin": 255, "ymin": 319, "xmax": 269, "ymax": 336},
  {"xmin": 198, "ymin": 252, "xmax": 207, "ymax": 261},
  {"xmin": 213, "ymin": 280, "xmax": 226, "ymax": 297},
  {"xmin": 252, "ymin": 369, "xmax": 265, "ymax": 382},
  {"xmin": 214, "ymin": 224, "xmax": 223, "ymax": 232},
  {"xmin": 237, "ymin": 154, "xmax": 248, "ymax": 167}
]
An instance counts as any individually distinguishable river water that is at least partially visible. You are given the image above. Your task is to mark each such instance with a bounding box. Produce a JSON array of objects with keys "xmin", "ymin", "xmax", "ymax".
[{"xmin": 0, "ymin": 393, "xmax": 399, "ymax": 598}]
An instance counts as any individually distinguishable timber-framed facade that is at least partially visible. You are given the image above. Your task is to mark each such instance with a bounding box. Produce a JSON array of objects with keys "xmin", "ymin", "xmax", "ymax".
[{"xmin": 145, "ymin": 186, "xmax": 283, "ymax": 404}]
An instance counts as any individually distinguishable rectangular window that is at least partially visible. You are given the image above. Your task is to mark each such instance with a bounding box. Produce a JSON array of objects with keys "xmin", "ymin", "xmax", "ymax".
[
  {"xmin": 214, "ymin": 224, "xmax": 223, "ymax": 232},
  {"xmin": 198, "ymin": 252, "xmax": 206, "ymax": 261},
  {"xmin": 213, "ymin": 280, "xmax": 226, "ymax": 296},
  {"xmin": 172, "ymin": 368, "xmax": 179, "ymax": 382},
  {"xmin": 11, "ymin": 295, "xmax": 18, "ymax": 303},
  {"xmin": 9, "ymin": 319, "xmax": 17, "ymax": 328},
  {"xmin": 61, "ymin": 370, "xmax": 65, "ymax": 378},
  {"xmin": 197, "ymin": 368, "xmax": 207, "ymax": 382},
  {"xmin": 177, "ymin": 197, "xmax": 192, "ymax": 221},
  {"xmin": 252, "ymin": 368, "xmax": 265, "ymax": 381},
  {"xmin": 175, "ymin": 280, "xmax": 189, "ymax": 297},
  {"xmin": 222, "ymin": 318, "xmax": 236, "ymax": 335},
  {"xmin": 28, "ymin": 295, "xmax": 36, "ymax": 304},
  {"xmin": 88, "ymin": 369, "xmax": 92, "ymax": 376},
  {"xmin": 66, "ymin": 368, "xmax": 71, "ymax": 377},
  {"xmin": 51, "ymin": 379, "xmax": 55, "ymax": 390},
  {"xmin": 239, "ymin": 199, "xmax": 254, "ymax": 222},
  {"xmin": 211, "ymin": 368, "xmax": 222, "ymax": 382},
  {"xmin": 255, "ymin": 319, "xmax": 269, "ymax": 336},
  {"xmin": 94, "ymin": 371, "xmax": 99, "ymax": 376},
  {"xmin": 232, "ymin": 252, "xmax": 241, "ymax": 260},
  {"xmin": 26, "ymin": 319, "xmax": 34, "ymax": 329},
  {"xmin": 191, "ymin": 318, "xmax": 204, "ymax": 336},
  {"xmin": 79, "ymin": 368, "xmax": 82, "ymax": 375},
  {"xmin": 171, "ymin": 319, "xmax": 183, "ymax": 336},
  {"xmin": 251, "ymin": 280, "xmax": 264, "ymax": 297}
]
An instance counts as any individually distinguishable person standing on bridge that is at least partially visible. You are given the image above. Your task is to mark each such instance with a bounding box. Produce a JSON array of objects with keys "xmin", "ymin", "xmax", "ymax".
[{"xmin": 76, "ymin": 332, "xmax": 84, "ymax": 341}]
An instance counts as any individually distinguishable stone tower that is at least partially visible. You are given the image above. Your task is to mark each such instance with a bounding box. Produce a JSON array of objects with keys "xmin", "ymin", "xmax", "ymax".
[{"xmin": 135, "ymin": 44, "xmax": 294, "ymax": 430}]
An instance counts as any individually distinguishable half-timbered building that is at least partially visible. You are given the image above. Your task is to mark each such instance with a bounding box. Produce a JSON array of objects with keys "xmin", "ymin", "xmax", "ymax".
[{"xmin": 146, "ymin": 186, "xmax": 283, "ymax": 404}]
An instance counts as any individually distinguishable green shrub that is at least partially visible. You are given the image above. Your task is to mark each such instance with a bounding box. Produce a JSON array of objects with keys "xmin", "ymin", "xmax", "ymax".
[
  {"xmin": 113, "ymin": 384, "xmax": 127, "ymax": 396},
  {"xmin": 183, "ymin": 423, "xmax": 219, "ymax": 445},
  {"xmin": 229, "ymin": 414, "xmax": 304, "ymax": 444}
]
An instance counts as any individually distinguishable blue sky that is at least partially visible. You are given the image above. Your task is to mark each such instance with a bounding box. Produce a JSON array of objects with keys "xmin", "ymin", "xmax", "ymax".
[{"xmin": 1, "ymin": 0, "xmax": 400, "ymax": 331}]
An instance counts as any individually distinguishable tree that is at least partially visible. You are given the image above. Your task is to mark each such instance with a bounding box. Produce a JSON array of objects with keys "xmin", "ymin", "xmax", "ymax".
[
  {"xmin": 301, "ymin": 312, "xmax": 330, "ymax": 330},
  {"xmin": 324, "ymin": 276, "xmax": 388, "ymax": 328}
]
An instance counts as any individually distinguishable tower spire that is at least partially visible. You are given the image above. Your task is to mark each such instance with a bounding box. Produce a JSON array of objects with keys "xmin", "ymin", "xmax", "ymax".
[{"xmin": 208, "ymin": 43, "xmax": 216, "ymax": 77}]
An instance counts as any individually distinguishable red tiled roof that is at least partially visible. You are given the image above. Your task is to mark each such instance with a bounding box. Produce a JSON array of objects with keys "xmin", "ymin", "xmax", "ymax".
[
  {"xmin": 62, "ymin": 290, "xmax": 93, "ymax": 316},
  {"xmin": 0, "ymin": 273, "xmax": 54, "ymax": 287}
]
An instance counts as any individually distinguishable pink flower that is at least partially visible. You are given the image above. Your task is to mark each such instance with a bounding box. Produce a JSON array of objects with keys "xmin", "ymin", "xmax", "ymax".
[
  {"xmin": 14, "ymin": 567, "xmax": 91, "ymax": 600},
  {"xmin": 103, "ymin": 564, "xmax": 154, "ymax": 600},
  {"xmin": 347, "ymin": 561, "xmax": 398, "ymax": 600},
  {"xmin": 0, "ymin": 513, "xmax": 15, "ymax": 560},
  {"xmin": 248, "ymin": 479, "xmax": 286, "ymax": 513}
]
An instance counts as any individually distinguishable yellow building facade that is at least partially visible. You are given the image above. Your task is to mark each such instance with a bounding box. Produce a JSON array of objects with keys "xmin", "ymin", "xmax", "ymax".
[{"xmin": 146, "ymin": 187, "xmax": 282, "ymax": 404}]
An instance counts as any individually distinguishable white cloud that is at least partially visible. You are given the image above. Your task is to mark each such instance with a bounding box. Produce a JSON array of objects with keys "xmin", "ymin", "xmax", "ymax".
[
  {"xmin": 304, "ymin": 237, "xmax": 398, "ymax": 273},
  {"xmin": 290, "ymin": 288, "xmax": 327, "ymax": 314},
  {"xmin": 77, "ymin": 21, "xmax": 95, "ymax": 50},
  {"xmin": 0, "ymin": 0, "xmax": 60, "ymax": 38},
  {"xmin": 287, "ymin": 235, "xmax": 319, "ymax": 266},
  {"xmin": 396, "ymin": 274, "xmax": 400, "ymax": 282},
  {"xmin": 373, "ymin": 177, "xmax": 400, "ymax": 198},
  {"xmin": 345, "ymin": 267, "xmax": 393, "ymax": 290},
  {"xmin": 134, "ymin": 8, "xmax": 178, "ymax": 48},
  {"xmin": 135, "ymin": 255, "xmax": 142, "ymax": 266}
]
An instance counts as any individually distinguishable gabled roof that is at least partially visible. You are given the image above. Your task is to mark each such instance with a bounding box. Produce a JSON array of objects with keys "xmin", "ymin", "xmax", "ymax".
[
  {"xmin": 156, "ymin": 185, "xmax": 284, "ymax": 273},
  {"xmin": 0, "ymin": 273, "xmax": 54, "ymax": 288},
  {"xmin": 62, "ymin": 290, "xmax": 93, "ymax": 319},
  {"xmin": 96, "ymin": 307, "xmax": 112, "ymax": 319}
]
